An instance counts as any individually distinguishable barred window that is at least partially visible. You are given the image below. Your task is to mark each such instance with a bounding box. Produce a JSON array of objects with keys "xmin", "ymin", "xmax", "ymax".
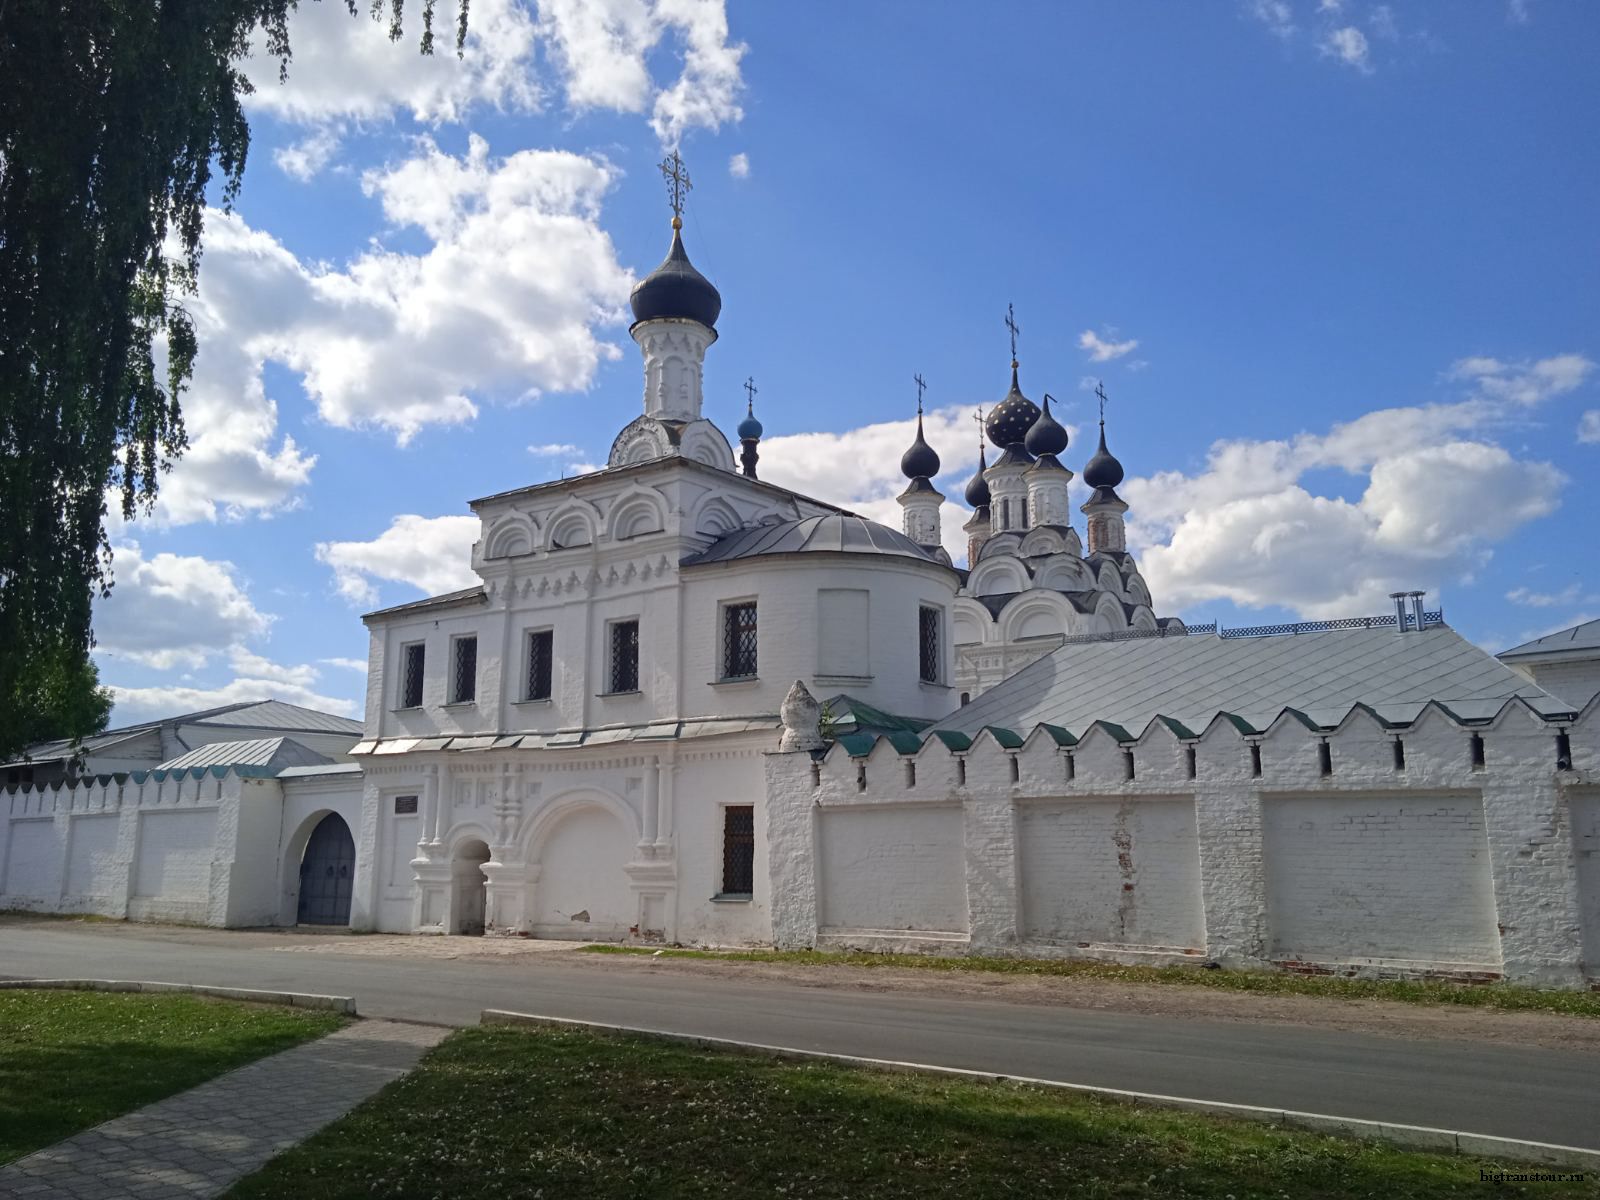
[
  {"xmin": 918, "ymin": 606, "xmax": 941, "ymax": 683},
  {"xmin": 723, "ymin": 601, "xmax": 758, "ymax": 679},
  {"xmin": 609, "ymin": 620, "xmax": 640, "ymax": 694},
  {"xmin": 526, "ymin": 630, "xmax": 553, "ymax": 701},
  {"xmin": 401, "ymin": 642, "xmax": 425, "ymax": 709},
  {"xmin": 450, "ymin": 636, "xmax": 477, "ymax": 704},
  {"xmin": 722, "ymin": 805, "xmax": 754, "ymax": 896}
]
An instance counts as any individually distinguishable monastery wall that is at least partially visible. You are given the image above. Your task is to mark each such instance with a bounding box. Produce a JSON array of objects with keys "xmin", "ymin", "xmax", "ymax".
[
  {"xmin": 0, "ymin": 769, "xmax": 363, "ymax": 928},
  {"xmin": 766, "ymin": 699, "xmax": 1600, "ymax": 985}
]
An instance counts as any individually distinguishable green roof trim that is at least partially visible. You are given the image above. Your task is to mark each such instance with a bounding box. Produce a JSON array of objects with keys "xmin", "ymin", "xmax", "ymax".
[
  {"xmin": 1280, "ymin": 707, "xmax": 1324, "ymax": 732},
  {"xmin": 1089, "ymin": 719, "xmax": 1135, "ymax": 743},
  {"xmin": 981, "ymin": 725, "xmax": 1026, "ymax": 750},
  {"xmin": 1151, "ymin": 715, "xmax": 1198, "ymax": 740},
  {"xmin": 824, "ymin": 694, "xmax": 932, "ymax": 736},
  {"xmin": 884, "ymin": 730, "xmax": 924, "ymax": 755},
  {"xmin": 1214, "ymin": 711, "xmax": 1260, "ymax": 736},
  {"xmin": 929, "ymin": 730, "xmax": 973, "ymax": 752},
  {"xmin": 835, "ymin": 732, "xmax": 878, "ymax": 758},
  {"xmin": 1037, "ymin": 723, "xmax": 1078, "ymax": 747}
]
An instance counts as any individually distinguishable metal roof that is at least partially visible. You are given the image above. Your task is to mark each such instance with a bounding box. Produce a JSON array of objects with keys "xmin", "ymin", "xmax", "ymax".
[
  {"xmin": 154, "ymin": 738, "xmax": 336, "ymax": 773},
  {"xmin": 934, "ymin": 623, "xmax": 1570, "ymax": 739},
  {"xmin": 1497, "ymin": 618, "xmax": 1600, "ymax": 661},
  {"xmin": 681, "ymin": 513, "xmax": 949, "ymax": 569},
  {"xmin": 362, "ymin": 586, "xmax": 487, "ymax": 621}
]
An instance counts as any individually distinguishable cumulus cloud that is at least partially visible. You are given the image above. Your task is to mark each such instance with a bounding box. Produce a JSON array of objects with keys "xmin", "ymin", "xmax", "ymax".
[
  {"xmin": 94, "ymin": 544, "xmax": 272, "ymax": 669},
  {"xmin": 1078, "ymin": 329, "xmax": 1140, "ymax": 363},
  {"xmin": 109, "ymin": 675, "xmax": 360, "ymax": 724},
  {"xmin": 529, "ymin": 442, "xmax": 585, "ymax": 457},
  {"xmin": 316, "ymin": 515, "xmax": 482, "ymax": 606},
  {"xmin": 272, "ymin": 127, "xmax": 342, "ymax": 182},
  {"xmin": 729, "ymin": 152, "xmax": 750, "ymax": 179},
  {"xmin": 1122, "ymin": 359, "xmax": 1585, "ymax": 617},
  {"xmin": 1507, "ymin": 584, "xmax": 1593, "ymax": 608},
  {"xmin": 1248, "ymin": 0, "xmax": 1296, "ymax": 39},
  {"xmin": 1581, "ymin": 411, "xmax": 1600, "ymax": 444},
  {"xmin": 1320, "ymin": 26, "xmax": 1372, "ymax": 71}
]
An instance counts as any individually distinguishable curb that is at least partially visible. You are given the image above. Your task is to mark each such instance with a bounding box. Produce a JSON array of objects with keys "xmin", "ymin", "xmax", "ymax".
[
  {"xmin": 1, "ymin": 978, "xmax": 357, "ymax": 1015},
  {"xmin": 480, "ymin": 1008, "xmax": 1600, "ymax": 1172}
]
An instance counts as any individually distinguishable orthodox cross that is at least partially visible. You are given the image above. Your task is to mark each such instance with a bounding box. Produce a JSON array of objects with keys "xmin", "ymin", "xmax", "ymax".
[
  {"xmin": 659, "ymin": 150, "xmax": 692, "ymax": 224},
  {"xmin": 1095, "ymin": 380, "xmax": 1109, "ymax": 425},
  {"xmin": 973, "ymin": 405, "xmax": 986, "ymax": 450},
  {"xmin": 913, "ymin": 372, "xmax": 927, "ymax": 415},
  {"xmin": 744, "ymin": 375, "xmax": 758, "ymax": 413},
  {"xmin": 1004, "ymin": 302, "xmax": 1020, "ymax": 366}
]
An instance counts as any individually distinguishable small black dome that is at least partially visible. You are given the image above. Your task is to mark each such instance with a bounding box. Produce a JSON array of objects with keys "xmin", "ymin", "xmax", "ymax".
[
  {"xmin": 900, "ymin": 413, "xmax": 941, "ymax": 480},
  {"xmin": 629, "ymin": 223, "xmax": 722, "ymax": 328},
  {"xmin": 985, "ymin": 366, "xmax": 1041, "ymax": 449},
  {"xmin": 964, "ymin": 444, "xmax": 991, "ymax": 507},
  {"xmin": 1082, "ymin": 424, "xmax": 1125, "ymax": 489},
  {"xmin": 1024, "ymin": 394, "xmax": 1069, "ymax": 457}
]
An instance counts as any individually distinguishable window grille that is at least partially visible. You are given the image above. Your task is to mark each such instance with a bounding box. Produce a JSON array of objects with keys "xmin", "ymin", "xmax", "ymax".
[
  {"xmin": 450, "ymin": 636, "xmax": 477, "ymax": 704},
  {"xmin": 723, "ymin": 601, "xmax": 758, "ymax": 679},
  {"xmin": 918, "ymin": 606, "xmax": 940, "ymax": 683},
  {"xmin": 610, "ymin": 620, "xmax": 640, "ymax": 693},
  {"xmin": 526, "ymin": 630, "xmax": 553, "ymax": 700},
  {"xmin": 722, "ymin": 805, "xmax": 754, "ymax": 895},
  {"xmin": 401, "ymin": 643, "xmax": 425, "ymax": 708}
]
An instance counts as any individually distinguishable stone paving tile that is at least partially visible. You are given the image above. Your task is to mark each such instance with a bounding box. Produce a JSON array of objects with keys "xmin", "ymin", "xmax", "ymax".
[{"xmin": 0, "ymin": 1020, "xmax": 445, "ymax": 1200}]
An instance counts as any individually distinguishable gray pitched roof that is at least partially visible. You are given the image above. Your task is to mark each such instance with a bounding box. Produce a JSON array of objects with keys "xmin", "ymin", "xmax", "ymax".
[
  {"xmin": 1497, "ymin": 617, "xmax": 1600, "ymax": 661},
  {"xmin": 935, "ymin": 624, "xmax": 1569, "ymax": 738},
  {"xmin": 362, "ymin": 586, "xmax": 487, "ymax": 621},
  {"xmin": 681, "ymin": 513, "xmax": 951, "ymax": 570},
  {"xmin": 155, "ymin": 737, "xmax": 335, "ymax": 773}
]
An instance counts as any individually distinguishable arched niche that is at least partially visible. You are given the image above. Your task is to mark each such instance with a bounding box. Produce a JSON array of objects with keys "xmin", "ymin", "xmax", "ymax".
[
  {"xmin": 606, "ymin": 490, "xmax": 667, "ymax": 541},
  {"xmin": 693, "ymin": 495, "xmax": 743, "ymax": 539},
  {"xmin": 483, "ymin": 512, "xmax": 538, "ymax": 559}
]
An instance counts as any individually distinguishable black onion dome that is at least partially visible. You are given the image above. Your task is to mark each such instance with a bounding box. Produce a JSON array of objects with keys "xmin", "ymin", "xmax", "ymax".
[
  {"xmin": 629, "ymin": 224, "xmax": 722, "ymax": 328},
  {"xmin": 1082, "ymin": 424, "xmax": 1125, "ymax": 489},
  {"xmin": 900, "ymin": 413, "xmax": 941, "ymax": 480},
  {"xmin": 1024, "ymin": 393, "xmax": 1069, "ymax": 457},
  {"xmin": 964, "ymin": 444, "xmax": 991, "ymax": 507},
  {"xmin": 985, "ymin": 366, "xmax": 1041, "ymax": 448}
]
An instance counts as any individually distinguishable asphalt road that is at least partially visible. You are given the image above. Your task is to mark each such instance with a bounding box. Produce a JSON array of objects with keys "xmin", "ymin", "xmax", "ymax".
[{"xmin": 3, "ymin": 921, "xmax": 1597, "ymax": 1150}]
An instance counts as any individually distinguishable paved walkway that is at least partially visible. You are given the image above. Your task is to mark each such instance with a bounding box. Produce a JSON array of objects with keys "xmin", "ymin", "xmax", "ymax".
[{"xmin": 0, "ymin": 1019, "xmax": 446, "ymax": 1199}]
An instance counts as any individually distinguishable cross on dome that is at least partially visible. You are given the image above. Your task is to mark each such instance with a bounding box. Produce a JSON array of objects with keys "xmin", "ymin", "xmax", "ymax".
[{"xmin": 660, "ymin": 149, "xmax": 692, "ymax": 229}]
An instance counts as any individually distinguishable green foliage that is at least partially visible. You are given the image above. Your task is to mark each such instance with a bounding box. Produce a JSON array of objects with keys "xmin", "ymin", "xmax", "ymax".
[
  {"xmin": 0, "ymin": 0, "xmax": 462, "ymax": 759},
  {"xmin": 0, "ymin": 988, "xmax": 345, "ymax": 1164},
  {"xmin": 4, "ymin": 646, "xmax": 113, "ymax": 762},
  {"xmin": 578, "ymin": 944, "xmax": 1600, "ymax": 1018},
  {"xmin": 229, "ymin": 1026, "xmax": 1596, "ymax": 1198}
]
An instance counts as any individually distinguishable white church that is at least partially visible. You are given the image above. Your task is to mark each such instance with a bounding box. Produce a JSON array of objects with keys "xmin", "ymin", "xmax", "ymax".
[{"xmin": 5, "ymin": 160, "xmax": 1600, "ymax": 988}]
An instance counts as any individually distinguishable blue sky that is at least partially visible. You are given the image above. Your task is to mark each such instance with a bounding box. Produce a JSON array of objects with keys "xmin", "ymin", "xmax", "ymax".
[{"xmin": 94, "ymin": 0, "xmax": 1600, "ymax": 721}]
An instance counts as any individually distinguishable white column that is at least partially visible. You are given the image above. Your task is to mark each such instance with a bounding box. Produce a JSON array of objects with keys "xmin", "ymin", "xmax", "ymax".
[{"xmin": 642, "ymin": 758, "xmax": 661, "ymax": 847}]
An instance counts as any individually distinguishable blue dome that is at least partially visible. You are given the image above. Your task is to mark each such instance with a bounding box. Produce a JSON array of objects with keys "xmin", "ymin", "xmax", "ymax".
[
  {"xmin": 629, "ymin": 224, "xmax": 722, "ymax": 328},
  {"xmin": 737, "ymin": 413, "xmax": 764, "ymax": 440},
  {"xmin": 900, "ymin": 413, "xmax": 941, "ymax": 480},
  {"xmin": 1082, "ymin": 424, "xmax": 1125, "ymax": 489},
  {"xmin": 985, "ymin": 366, "xmax": 1041, "ymax": 449}
]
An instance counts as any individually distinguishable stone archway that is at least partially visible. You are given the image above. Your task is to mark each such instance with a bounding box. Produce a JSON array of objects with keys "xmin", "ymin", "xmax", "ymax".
[
  {"xmin": 528, "ymin": 805, "xmax": 635, "ymax": 940},
  {"xmin": 451, "ymin": 839, "xmax": 490, "ymax": 935},
  {"xmin": 297, "ymin": 813, "xmax": 355, "ymax": 926}
]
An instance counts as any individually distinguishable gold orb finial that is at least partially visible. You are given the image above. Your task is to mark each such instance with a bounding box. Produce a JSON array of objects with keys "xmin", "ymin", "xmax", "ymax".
[{"xmin": 671, "ymin": 214, "xmax": 682, "ymax": 230}]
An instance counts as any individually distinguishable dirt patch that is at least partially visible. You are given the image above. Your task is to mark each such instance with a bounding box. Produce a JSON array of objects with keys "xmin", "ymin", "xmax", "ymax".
[{"xmin": 576, "ymin": 952, "xmax": 1600, "ymax": 1052}]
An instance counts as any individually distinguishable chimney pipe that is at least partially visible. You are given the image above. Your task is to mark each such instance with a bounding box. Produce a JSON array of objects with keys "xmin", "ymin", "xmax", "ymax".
[
  {"xmin": 1409, "ymin": 591, "xmax": 1428, "ymax": 632},
  {"xmin": 1390, "ymin": 591, "xmax": 1410, "ymax": 632}
]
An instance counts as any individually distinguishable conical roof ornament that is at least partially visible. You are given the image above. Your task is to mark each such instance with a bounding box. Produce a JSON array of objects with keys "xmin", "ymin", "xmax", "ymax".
[
  {"xmin": 1082, "ymin": 381, "xmax": 1126, "ymax": 490},
  {"xmin": 1024, "ymin": 392, "xmax": 1070, "ymax": 458},
  {"xmin": 900, "ymin": 373, "xmax": 941, "ymax": 480},
  {"xmin": 629, "ymin": 151, "xmax": 722, "ymax": 328},
  {"xmin": 964, "ymin": 409, "xmax": 992, "ymax": 507}
]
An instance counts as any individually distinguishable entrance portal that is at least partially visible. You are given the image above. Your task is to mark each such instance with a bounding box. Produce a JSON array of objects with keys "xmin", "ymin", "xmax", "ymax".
[
  {"xmin": 297, "ymin": 813, "xmax": 355, "ymax": 926},
  {"xmin": 452, "ymin": 839, "xmax": 490, "ymax": 935}
]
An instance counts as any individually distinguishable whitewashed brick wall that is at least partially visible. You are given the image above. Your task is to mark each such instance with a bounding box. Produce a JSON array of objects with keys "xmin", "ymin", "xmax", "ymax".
[{"xmin": 817, "ymin": 804, "xmax": 966, "ymax": 933}]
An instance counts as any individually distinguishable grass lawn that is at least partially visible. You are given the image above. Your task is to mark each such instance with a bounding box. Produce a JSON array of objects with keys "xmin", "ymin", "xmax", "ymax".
[
  {"xmin": 227, "ymin": 1025, "xmax": 1597, "ymax": 1199},
  {"xmin": 581, "ymin": 944, "xmax": 1600, "ymax": 1018},
  {"xmin": 0, "ymin": 989, "xmax": 347, "ymax": 1164}
]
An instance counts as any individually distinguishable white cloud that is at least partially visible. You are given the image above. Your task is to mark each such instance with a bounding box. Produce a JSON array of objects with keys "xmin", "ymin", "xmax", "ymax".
[
  {"xmin": 1078, "ymin": 329, "xmax": 1140, "ymax": 363},
  {"xmin": 1318, "ymin": 0, "xmax": 1342, "ymax": 11},
  {"xmin": 273, "ymin": 127, "xmax": 342, "ymax": 182},
  {"xmin": 94, "ymin": 544, "xmax": 272, "ymax": 669},
  {"xmin": 1448, "ymin": 353, "xmax": 1594, "ymax": 405},
  {"xmin": 1320, "ymin": 26, "xmax": 1372, "ymax": 71},
  {"xmin": 1507, "ymin": 584, "xmax": 1592, "ymax": 608},
  {"xmin": 1369, "ymin": 5, "xmax": 1399, "ymax": 40},
  {"xmin": 321, "ymin": 657, "xmax": 370, "ymax": 672},
  {"xmin": 528, "ymin": 442, "xmax": 584, "ymax": 457},
  {"xmin": 1248, "ymin": 0, "xmax": 1296, "ymax": 39},
  {"xmin": 241, "ymin": 0, "xmax": 544, "ymax": 126},
  {"xmin": 1580, "ymin": 410, "xmax": 1600, "ymax": 444},
  {"xmin": 109, "ymin": 674, "xmax": 359, "ymax": 724},
  {"xmin": 649, "ymin": 0, "xmax": 747, "ymax": 144},
  {"xmin": 729, "ymin": 152, "xmax": 750, "ymax": 179},
  {"xmin": 316, "ymin": 515, "xmax": 481, "ymax": 605}
]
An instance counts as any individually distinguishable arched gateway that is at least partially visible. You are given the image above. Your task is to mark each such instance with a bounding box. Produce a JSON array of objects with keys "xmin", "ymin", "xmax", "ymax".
[{"xmin": 297, "ymin": 813, "xmax": 355, "ymax": 926}]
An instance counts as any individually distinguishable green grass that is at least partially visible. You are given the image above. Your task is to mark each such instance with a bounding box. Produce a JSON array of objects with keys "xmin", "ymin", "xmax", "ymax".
[
  {"xmin": 0, "ymin": 989, "xmax": 347, "ymax": 1164},
  {"xmin": 227, "ymin": 1025, "xmax": 1597, "ymax": 1199},
  {"xmin": 579, "ymin": 944, "xmax": 1600, "ymax": 1017}
]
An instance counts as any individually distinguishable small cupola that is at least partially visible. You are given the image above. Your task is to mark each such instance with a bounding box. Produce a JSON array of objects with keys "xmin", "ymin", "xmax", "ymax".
[
  {"xmin": 964, "ymin": 441, "xmax": 991, "ymax": 508},
  {"xmin": 1082, "ymin": 423, "xmax": 1125, "ymax": 492},
  {"xmin": 900, "ymin": 411, "xmax": 941, "ymax": 481},
  {"xmin": 629, "ymin": 220, "xmax": 722, "ymax": 330},
  {"xmin": 1024, "ymin": 393, "xmax": 1069, "ymax": 459}
]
